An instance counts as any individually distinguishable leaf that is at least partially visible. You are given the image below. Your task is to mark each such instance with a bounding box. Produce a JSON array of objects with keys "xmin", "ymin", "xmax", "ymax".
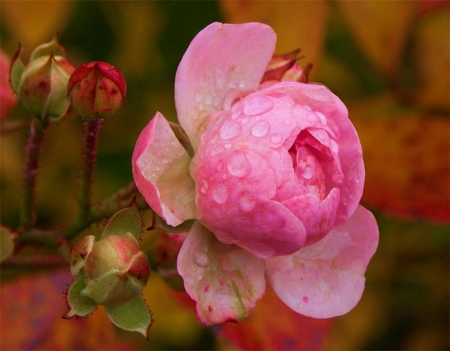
[
  {"xmin": 105, "ymin": 295, "xmax": 153, "ymax": 339},
  {"xmin": 217, "ymin": 285, "xmax": 332, "ymax": 350},
  {"xmin": 350, "ymin": 95, "xmax": 449, "ymax": 223},
  {"xmin": 9, "ymin": 44, "xmax": 24, "ymax": 94},
  {"xmin": 0, "ymin": 226, "xmax": 16, "ymax": 262},
  {"xmin": 413, "ymin": 7, "xmax": 450, "ymax": 111},
  {"xmin": 0, "ymin": 1, "xmax": 75, "ymax": 56},
  {"xmin": 0, "ymin": 269, "xmax": 136, "ymax": 350},
  {"xmin": 63, "ymin": 278, "xmax": 97, "ymax": 318},
  {"xmin": 336, "ymin": 0, "xmax": 416, "ymax": 78},
  {"xmin": 219, "ymin": 0, "xmax": 328, "ymax": 78},
  {"xmin": 102, "ymin": 199, "xmax": 143, "ymax": 239}
]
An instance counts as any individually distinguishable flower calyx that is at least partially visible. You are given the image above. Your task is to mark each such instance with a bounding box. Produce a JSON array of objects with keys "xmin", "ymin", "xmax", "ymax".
[{"xmin": 64, "ymin": 201, "xmax": 153, "ymax": 339}]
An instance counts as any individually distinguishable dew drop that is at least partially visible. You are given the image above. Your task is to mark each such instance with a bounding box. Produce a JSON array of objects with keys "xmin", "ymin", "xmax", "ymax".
[
  {"xmin": 243, "ymin": 95, "xmax": 274, "ymax": 116},
  {"xmin": 251, "ymin": 120, "xmax": 270, "ymax": 137},
  {"xmin": 193, "ymin": 249, "xmax": 210, "ymax": 267},
  {"xmin": 227, "ymin": 150, "xmax": 251, "ymax": 178},
  {"xmin": 306, "ymin": 112, "xmax": 318, "ymax": 123},
  {"xmin": 216, "ymin": 160, "xmax": 224, "ymax": 172},
  {"xmin": 212, "ymin": 182, "xmax": 230, "ymax": 204},
  {"xmin": 224, "ymin": 143, "xmax": 232, "ymax": 149},
  {"xmin": 315, "ymin": 111, "xmax": 328, "ymax": 125},
  {"xmin": 220, "ymin": 121, "xmax": 241, "ymax": 140},
  {"xmin": 242, "ymin": 117, "xmax": 249, "ymax": 125},
  {"xmin": 239, "ymin": 80, "xmax": 246, "ymax": 88},
  {"xmin": 199, "ymin": 179, "xmax": 209, "ymax": 193},
  {"xmin": 283, "ymin": 119, "xmax": 291, "ymax": 126},
  {"xmin": 205, "ymin": 95, "xmax": 213, "ymax": 105},
  {"xmin": 239, "ymin": 193, "xmax": 256, "ymax": 212},
  {"xmin": 270, "ymin": 133, "xmax": 283, "ymax": 146}
]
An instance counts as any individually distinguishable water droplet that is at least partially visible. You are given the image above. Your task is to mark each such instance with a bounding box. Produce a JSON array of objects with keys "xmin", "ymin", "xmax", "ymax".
[
  {"xmin": 242, "ymin": 117, "xmax": 249, "ymax": 125},
  {"xmin": 205, "ymin": 95, "xmax": 213, "ymax": 105},
  {"xmin": 216, "ymin": 161, "xmax": 224, "ymax": 172},
  {"xmin": 244, "ymin": 95, "xmax": 274, "ymax": 116},
  {"xmin": 239, "ymin": 80, "xmax": 246, "ymax": 88},
  {"xmin": 227, "ymin": 150, "xmax": 251, "ymax": 178},
  {"xmin": 302, "ymin": 104, "xmax": 312, "ymax": 111},
  {"xmin": 306, "ymin": 112, "xmax": 318, "ymax": 123},
  {"xmin": 270, "ymin": 133, "xmax": 283, "ymax": 146},
  {"xmin": 193, "ymin": 249, "xmax": 210, "ymax": 267},
  {"xmin": 251, "ymin": 120, "xmax": 270, "ymax": 137},
  {"xmin": 315, "ymin": 111, "xmax": 327, "ymax": 125},
  {"xmin": 212, "ymin": 182, "xmax": 230, "ymax": 204},
  {"xmin": 224, "ymin": 143, "xmax": 232, "ymax": 149},
  {"xmin": 199, "ymin": 179, "xmax": 209, "ymax": 193},
  {"xmin": 283, "ymin": 119, "xmax": 291, "ymax": 126},
  {"xmin": 220, "ymin": 121, "xmax": 241, "ymax": 140},
  {"xmin": 239, "ymin": 193, "xmax": 256, "ymax": 212}
]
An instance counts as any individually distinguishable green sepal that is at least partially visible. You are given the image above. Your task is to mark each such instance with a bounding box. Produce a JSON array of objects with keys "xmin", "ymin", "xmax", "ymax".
[
  {"xmin": 102, "ymin": 199, "xmax": 143, "ymax": 240},
  {"xmin": 153, "ymin": 213, "xmax": 194, "ymax": 233},
  {"xmin": 81, "ymin": 271, "xmax": 120, "ymax": 305},
  {"xmin": 9, "ymin": 44, "xmax": 24, "ymax": 94},
  {"xmin": 63, "ymin": 278, "xmax": 97, "ymax": 319},
  {"xmin": 105, "ymin": 295, "xmax": 153, "ymax": 339},
  {"xmin": 29, "ymin": 33, "xmax": 66, "ymax": 61}
]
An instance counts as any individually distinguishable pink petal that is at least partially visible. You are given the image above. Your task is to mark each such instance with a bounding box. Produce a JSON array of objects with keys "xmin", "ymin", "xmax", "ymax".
[
  {"xmin": 260, "ymin": 82, "xmax": 365, "ymax": 224},
  {"xmin": 175, "ymin": 22, "xmax": 276, "ymax": 149},
  {"xmin": 194, "ymin": 143, "xmax": 306, "ymax": 258},
  {"xmin": 177, "ymin": 221, "xmax": 265, "ymax": 325},
  {"xmin": 264, "ymin": 205, "xmax": 379, "ymax": 318},
  {"xmin": 132, "ymin": 112, "xmax": 196, "ymax": 226}
]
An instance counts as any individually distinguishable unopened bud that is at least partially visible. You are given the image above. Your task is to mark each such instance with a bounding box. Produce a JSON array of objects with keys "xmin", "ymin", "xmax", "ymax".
[
  {"xmin": 260, "ymin": 49, "xmax": 312, "ymax": 84},
  {"xmin": 10, "ymin": 35, "xmax": 75, "ymax": 119},
  {"xmin": 67, "ymin": 61, "xmax": 126, "ymax": 119}
]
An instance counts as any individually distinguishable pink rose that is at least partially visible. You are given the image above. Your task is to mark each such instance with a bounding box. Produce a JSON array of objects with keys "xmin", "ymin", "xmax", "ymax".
[{"xmin": 132, "ymin": 22, "xmax": 379, "ymax": 324}]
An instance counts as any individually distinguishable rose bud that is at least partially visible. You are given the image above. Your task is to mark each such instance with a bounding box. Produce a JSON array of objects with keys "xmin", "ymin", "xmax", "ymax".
[
  {"xmin": 67, "ymin": 61, "xmax": 126, "ymax": 119},
  {"xmin": 10, "ymin": 35, "xmax": 75, "ymax": 119}
]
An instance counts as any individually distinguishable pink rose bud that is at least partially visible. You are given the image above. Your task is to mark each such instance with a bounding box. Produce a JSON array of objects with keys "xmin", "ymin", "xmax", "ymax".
[
  {"xmin": 261, "ymin": 49, "xmax": 313, "ymax": 84},
  {"xmin": 71, "ymin": 233, "xmax": 150, "ymax": 305},
  {"xmin": 67, "ymin": 61, "xmax": 126, "ymax": 119},
  {"xmin": 10, "ymin": 36, "xmax": 75, "ymax": 119},
  {"xmin": 0, "ymin": 50, "xmax": 18, "ymax": 120}
]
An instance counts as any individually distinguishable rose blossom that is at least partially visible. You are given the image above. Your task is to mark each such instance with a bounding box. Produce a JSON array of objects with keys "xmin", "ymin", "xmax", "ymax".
[{"xmin": 132, "ymin": 22, "xmax": 379, "ymax": 324}]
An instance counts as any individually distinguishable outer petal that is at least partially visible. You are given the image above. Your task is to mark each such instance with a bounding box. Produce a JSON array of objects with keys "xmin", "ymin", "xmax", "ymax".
[
  {"xmin": 177, "ymin": 221, "xmax": 265, "ymax": 325},
  {"xmin": 175, "ymin": 22, "xmax": 276, "ymax": 149},
  {"xmin": 264, "ymin": 205, "xmax": 379, "ymax": 318},
  {"xmin": 132, "ymin": 112, "xmax": 196, "ymax": 226}
]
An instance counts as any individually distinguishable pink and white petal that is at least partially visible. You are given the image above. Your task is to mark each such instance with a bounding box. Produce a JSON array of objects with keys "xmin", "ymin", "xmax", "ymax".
[
  {"xmin": 177, "ymin": 221, "xmax": 265, "ymax": 325},
  {"xmin": 132, "ymin": 112, "xmax": 196, "ymax": 226},
  {"xmin": 265, "ymin": 205, "xmax": 379, "ymax": 318},
  {"xmin": 175, "ymin": 22, "xmax": 276, "ymax": 149}
]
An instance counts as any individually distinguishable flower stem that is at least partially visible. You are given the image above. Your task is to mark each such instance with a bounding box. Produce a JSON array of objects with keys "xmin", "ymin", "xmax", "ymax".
[
  {"xmin": 77, "ymin": 118, "xmax": 103, "ymax": 221},
  {"xmin": 19, "ymin": 117, "xmax": 50, "ymax": 232}
]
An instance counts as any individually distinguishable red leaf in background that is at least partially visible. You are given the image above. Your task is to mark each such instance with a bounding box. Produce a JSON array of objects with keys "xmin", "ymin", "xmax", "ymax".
[
  {"xmin": 0, "ymin": 269, "xmax": 136, "ymax": 350},
  {"xmin": 217, "ymin": 285, "xmax": 332, "ymax": 351}
]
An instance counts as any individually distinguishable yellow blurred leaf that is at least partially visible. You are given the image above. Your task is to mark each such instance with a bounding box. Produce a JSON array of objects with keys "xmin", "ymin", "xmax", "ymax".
[
  {"xmin": 413, "ymin": 8, "xmax": 450, "ymax": 111},
  {"xmin": 99, "ymin": 2, "xmax": 165, "ymax": 77},
  {"xmin": 219, "ymin": 0, "xmax": 329, "ymax": 78},
  {"xmin": 336, "ymin": 0, "xmax": 416, "ymax": 78},
  {"xmin": 0, "ymin": 1, "xmax": 75, "ymax": 57},
  {"xmin": 350, "ymin": 95, "xmax": 449, "ymax": 223}
]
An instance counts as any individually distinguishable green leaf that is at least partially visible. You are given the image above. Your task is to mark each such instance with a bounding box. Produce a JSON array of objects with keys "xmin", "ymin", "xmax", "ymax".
[
  {"xmin": 105, "ymin": 296, "xmax": 153, "ymax": 339},
  {"xmin": 0, "ymin": 227, "xmax": 16, "ymax": 262},
  {"xmin": 63, "ymin": 278, "xmax": 97, "ymax": 319},
  {"xmin": 102, "ymin": 199, "xmax": 143, "ymax": 239},
  {"xmin": 9, "ymin": 45, "xmax": 24, "ymax": 94},
  {"xmin": 153, "ymin": 213, "xmax": 194, "ymax": 233}
]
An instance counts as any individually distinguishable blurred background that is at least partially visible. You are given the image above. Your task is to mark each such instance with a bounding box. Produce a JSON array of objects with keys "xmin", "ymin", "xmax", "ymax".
[{"xmin": 0, "ymin": 1, "xmax": 448, "ymax": 350}]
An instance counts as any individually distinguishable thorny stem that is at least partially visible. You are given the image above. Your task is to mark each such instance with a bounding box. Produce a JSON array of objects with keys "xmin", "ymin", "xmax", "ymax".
[
  {"xmin": 77, "ymin": 118, "xmax": 103, "ymax": 221},
  {"xmin": 19, "ymin": 117, "xmax": 50, "ymax": 232}
]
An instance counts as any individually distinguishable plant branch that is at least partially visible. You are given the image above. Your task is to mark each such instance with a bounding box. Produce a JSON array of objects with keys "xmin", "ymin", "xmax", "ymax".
[{"xmin": 19, "ymin": 117, "xmax": 50, "ymax": 232}]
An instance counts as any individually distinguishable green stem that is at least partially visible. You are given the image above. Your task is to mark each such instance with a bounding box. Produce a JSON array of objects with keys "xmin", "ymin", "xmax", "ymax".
[
  {"xmin": 19, "ymin": 117, "xmax": 50, "ymax": 232},
  {"xmin": 77, "ymin": 118, "xmax": 103, "ymax": 221}
]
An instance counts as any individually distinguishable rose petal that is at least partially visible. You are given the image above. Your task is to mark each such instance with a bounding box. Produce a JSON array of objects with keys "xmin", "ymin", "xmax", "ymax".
[
  {"xmin": 132, "ymin": 112, "xmax": 196, "ymax": 226},
  {"xmin": 265, "ymin": 205, "xmax": 379, "ymax": 318},
  {"xmin": 261, "ymin": 82, "xmax": 365, "ymax": 223},
  {"xmin": 194, "ymin": 144, "xmax": 306, "ymax": 258},
  {"xmin": 177, "ymin": 221, "xmax": 265, "ymax": 325},
  {"xmin": 175, "ymin": 22, "xmax": 276, "ymax": 150}
]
